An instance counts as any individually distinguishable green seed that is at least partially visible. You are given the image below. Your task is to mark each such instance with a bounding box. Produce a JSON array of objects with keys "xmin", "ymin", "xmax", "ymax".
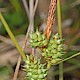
[
  {"xmin": 36, "ymin": 30, "xmax": 40, "ymax": 36},
  {"xmin": 57, "ymin": 48, "xmax": 63, "ymax": 51},
  {"xmin": 57, "ymin": 44, "xmax": 63, "ymax": 51},
  {"xmin": 32, "ymin": 74, "xmax": 38, "ymax": 79},
  {"xmin": 28, "ymin": 69, "xmax": 33, "ymax": 72},
  {"xmin": 54, "ymin": 33, "xmax": 60, "ymax": 40},
  {"xmin": 47, "ymin": 46, "xmax": 51, "ymax": 50},
  {"xmin": 46, "ymin": 49, "xmax": 49, "ymax": 53},
  {"xmin": 58, "ymin": 44, "xmax": 63, "ymax": 48},
  {"xmin": 25, "ymin": 65, "xmax": 29, "ymax": 69},
  {"xmin": 42, "ymin": 48, "xmax": 46, "ymax": 52},
  {"xmin": 29, "ymin": 40, "xmax": 33, "ymax": 43},
  {"xmin": 38, "ymin": 74, "xmax": 44, "ymax": 79},
  {"xmin": 44, "ymin": 73, "xmax": 47, "ymax": 77},
  {"xmin": 33, "ymin": 38, "xmax": 38, "ymax": 42},
  {"xmin": 25, "ymin": 60, "xmax": 30, "ymax": 64},
  {"xmin": 41, "ymin": 52, "xmax": 46, "ymax": 56},
  {"xmin": 38, "ymin": 69, "xmax": 42, "ymax": 74},
  {"xmin": 56, "ymin": 40, "xmax": 61, "ymax": 44},
  {"xmin": 42, "ymin": 34, "xmax": 45, "ymax": 40},
  {"xmin": 30, "ymin": 78, "xmax": 34, "ymax": 80},
  {"xmin": 30, "ymin": 33, "xmax": 37, "ymax": 39},
  {"xmin": 52, "ymin": 44, "xmax": 57, "ymax": 48},
  {"xmin": 34, "ymin": 60, "xmax": 37, "ymax": 64},
  {"xmin": 47, "ymin": 52, "xmax": 52, "ymax": 57},
  {"xmin": 57, "ymin": 52, "xmax": 64, "ymax": 57},
  {"xmin": 51, "ymin": 60, "xmax": 56, "ymax": 64},
  {"xmin": 27, "ymin": 72, "xmax": 32, "ymax": 76},
  {"xmin": 42, "ymin": 40, "xmax": 48, "ymax": 46},
  {"xmin": 38, "ymin": 35, "xmax": 42, "ymax": 41},
  {"xmin": 52, "ymin": 54, "xmax": 58, "ymax": 59},
  {"xmin": 42, "ymin": 69, "xmax": 47, "ymax": 73},
  {"xmin": 51, "ymin": 49, "xmax": 57, "ymax": 54}
]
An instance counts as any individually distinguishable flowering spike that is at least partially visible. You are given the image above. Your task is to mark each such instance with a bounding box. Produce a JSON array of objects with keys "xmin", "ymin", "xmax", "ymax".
[{"xmin": 24, "ymin": 55, "xmax": 47, "ymax": 80}]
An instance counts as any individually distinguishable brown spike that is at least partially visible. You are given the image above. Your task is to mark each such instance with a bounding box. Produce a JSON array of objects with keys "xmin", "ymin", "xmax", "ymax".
[{"xmin": 45, "ymin": 0, "xmax": 57, "ymax": 39}]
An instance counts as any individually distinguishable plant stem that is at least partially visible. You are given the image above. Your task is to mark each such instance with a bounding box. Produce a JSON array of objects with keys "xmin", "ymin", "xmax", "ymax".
[
  {"xmin": 59, "ymin": 63, "xmax": 63, "ymax": 80},
  {"xmin": 0, "ymin": 12, "xmax": 26, "ymax": 60},
  {"xmin": 47, "ymin": 62, "xmax": 51, "ymax": 70},
  {"xmin": 57, "ymin": 0, "xmax": 62, "ymax": 39},
  {"xmin": 13, "ymin": 56, "xmax": 21, "ymax": 80},
  {"xmin": 44, "ymin": 62, "xmax": 51, "ymax": 80},
  {"xmin": 22, "ymin": 0, "xmax": 29, "ymax": 19},
  {"xmin": 57, "ymin": 0, "xmax": 63, "ymax": 80},
  {"xmin": 56, "ymin": 52, "xmax": 80, "ymax": 65},
  {"xmin": 54, "ymin": 63, "xmax": 80, "ymax": 76}
]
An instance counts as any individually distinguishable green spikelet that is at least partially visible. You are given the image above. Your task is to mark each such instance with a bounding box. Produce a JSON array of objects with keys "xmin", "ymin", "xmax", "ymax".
[
  {"xmin": 41, "ymin": 33, "xmax": 64, "ymax": 65},
  {"xmin": 29, "ymin": 29, "xmax": 48, "ymax": 48},
  {"xmin": 24, "ymin": 55, "xmax": 47, "ymax": 80},
  {"xmin": 29, "ymin": 31, "xmax": 64, "ymax": 65}
]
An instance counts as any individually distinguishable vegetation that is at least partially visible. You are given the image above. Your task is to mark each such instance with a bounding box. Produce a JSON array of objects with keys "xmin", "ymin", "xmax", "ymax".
[{"xmin": 0, "ymin": 0, "xmax": 80, "ymax": 80}]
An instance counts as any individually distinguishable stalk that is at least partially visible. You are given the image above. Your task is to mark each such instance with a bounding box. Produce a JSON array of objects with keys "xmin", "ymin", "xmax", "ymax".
[
  {"xmin": 56, "ymin": 52, "xmax": 80, "ymax": 65},
  {"xmin": 54, "ymin": 63, "xmax": 80, "ymax": 76},
  {"xmin": 57, "ymin": 0, "xmax": 62, "ymax": 39},
  {"xmin": 57, "ymin": 0, "xmax": 63, "ymax": 80},
  {"xmin": 0, "ymin": 13, "xmax": 26, "ymax": 60}
]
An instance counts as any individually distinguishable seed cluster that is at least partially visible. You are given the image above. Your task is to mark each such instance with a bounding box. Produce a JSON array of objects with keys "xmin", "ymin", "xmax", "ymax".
[
  {"xmin": 24, "ymin": 55, "xmax": 47, "ymax": 80},
  {"xmin": 25, "ymin": 30, "xmax": 64, "ymax": 79},
  {"xmin": 29, "ymin": 29, "xmax": 48, "ymax": 48},
  {"xmin": 41, "ymin": 33, "xmax": 64, "ymax": 65},
  {"xmin": 29, "ymin": 30, "xmax": 64, "ymax": 65}
]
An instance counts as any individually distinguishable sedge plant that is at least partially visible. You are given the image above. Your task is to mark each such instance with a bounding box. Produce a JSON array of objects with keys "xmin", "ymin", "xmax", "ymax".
[
  {"xmin": 0, "ymin": 0, "xmax": 80, "ymax": 80},
  {"xmin": 0, "ymin": 0, "xmax": 64, "ymax": 80},
  {"xmin": 24, "ymin": 0, "xmax": 64, "ymax": 80}
]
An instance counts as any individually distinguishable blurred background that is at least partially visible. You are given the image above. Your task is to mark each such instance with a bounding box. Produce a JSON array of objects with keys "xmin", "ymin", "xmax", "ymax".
[{"xmin": 0, "ymin": 0, "xmax": 80, "ymax": 80}]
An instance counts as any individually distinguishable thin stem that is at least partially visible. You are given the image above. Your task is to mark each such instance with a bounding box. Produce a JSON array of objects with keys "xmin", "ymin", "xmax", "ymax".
[
  {"xmin": 54, "ymin": 63, "xmax": 80, "ymax": 76},
  {"xmin": 22, "ymin": 0, "xmax": 30, "ymax": 19},
  {"xmin": 13, "ymin": 0, "xmax": 39, "ymax": 79},
  {"xmin": 57, "ymin": 0, "xmax": 62, "ymax": 39},
  {"xmin": 23, "ymin": 0, "xmax": 39, "ymax": 50},
  {"xmin": 33, "ymin": 0, "xmax": 39, "ymax": 19},
  {"xmin": 0, "ymin": 12, "xmax": 26, "ymax": 60},
  {"xmin": 13, "ymin": 0, "xmax": 35, "ymax": 78},
  {"xmin": 56, "ymin": 52, "xmax": 80, "ymax": 65},
  {"xmin": 29, "ymin": 0, "xmax": 35, "ymax": 55},
  {"xmin": 44, "ymin": 62, "xmax": 51, "ymax": 80},
  {"xmin": 57, "ymin": 0, "xmax": 63, "ymax": 80},
  {"xmin": 10, "ymin": 0, "xmax": 21, "ymax": 12},
  {"xmin": 47, "ymin": 62, "xmax": 51, "ymax": 70},
  {"xmin": 13, "ymin": 42, "xmax": 28, "ymax": 80},
  {"xmin": 13, "ymin": 56, "xmax": 21, "ymax": 80},
  {"xmin": 29, "ymin": 0, "xmax": 34, "ymax": 32},
  {"xmin": 59, "ymin": 63, "xmax": 63, "ymax": 80}
]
